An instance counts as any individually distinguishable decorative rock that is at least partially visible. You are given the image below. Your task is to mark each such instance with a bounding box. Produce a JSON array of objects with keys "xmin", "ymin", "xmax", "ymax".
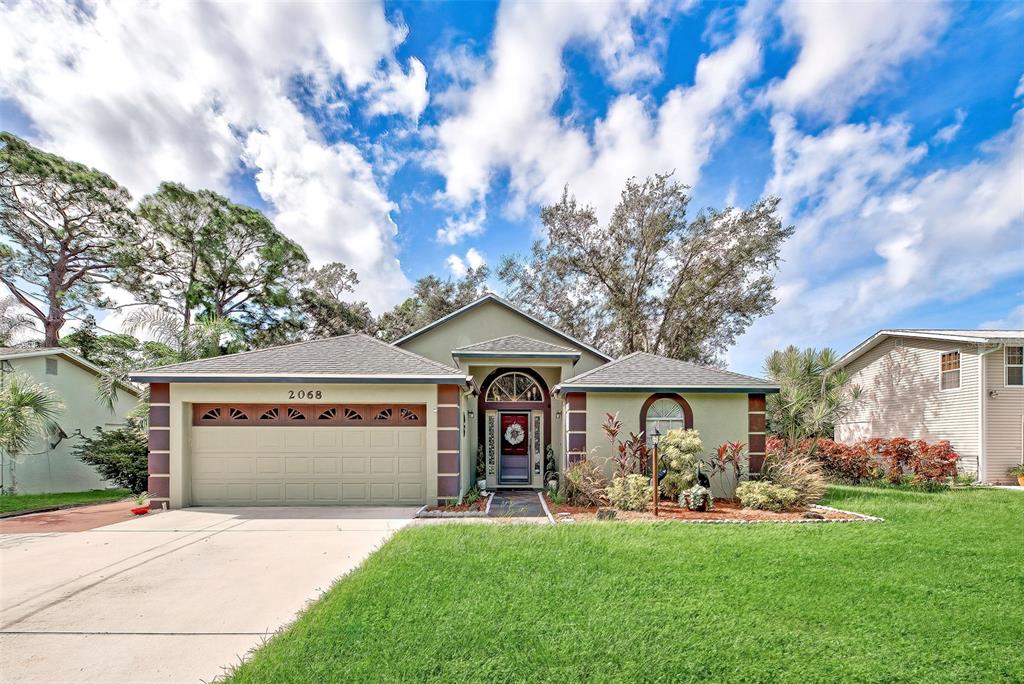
[
  {"xmin": 597, "ymin": 507, "xmax": 617, "ymax": 520},
  {"xmin": 802, "ymin": 511, "xmax": 825, "ymax": 520}
]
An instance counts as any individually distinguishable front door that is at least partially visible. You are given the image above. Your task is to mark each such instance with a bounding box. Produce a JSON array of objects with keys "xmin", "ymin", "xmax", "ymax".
[{"xmin": 498, "ymin": 412, "xmax": 530, "ymax": 484}]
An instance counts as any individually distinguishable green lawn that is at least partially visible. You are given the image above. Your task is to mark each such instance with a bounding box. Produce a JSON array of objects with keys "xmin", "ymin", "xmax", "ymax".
[
  {"xmin": 227, "ymin": 487, "xmax": 1023, "ymax": 683},
  {"xmin": 0, "ymin": 488, "xmax": 131, "ymax": 514}
]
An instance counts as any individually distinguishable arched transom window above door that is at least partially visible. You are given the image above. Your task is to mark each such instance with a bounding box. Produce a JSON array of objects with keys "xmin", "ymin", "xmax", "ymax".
[
  {"xmin": 485, "ymin": 371, "xmax": 544, "ymax": 402},
  {"xmin": 644, "ymin": 397, "xmax": 687, "ymax": 439}
]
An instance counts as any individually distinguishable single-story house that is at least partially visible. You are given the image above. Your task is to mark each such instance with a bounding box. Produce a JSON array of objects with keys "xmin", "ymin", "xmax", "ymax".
[
  {"xmin": 129, "ymin": 294, "xmax": 778, "ymax": 509},
  {"xmin": 834, "ymin": 329, "xmax": 1024, "ymax": 484},
  {"xmin": 0, "ymin": 346, "xmax": 141, "ymax": 493}
]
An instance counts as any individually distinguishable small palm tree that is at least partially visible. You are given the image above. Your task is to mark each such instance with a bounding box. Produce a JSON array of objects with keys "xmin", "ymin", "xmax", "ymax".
[
  {"xmin": 764, "ymin": 346, "xmax": 860, "ymax": 455},
  {"xmin": 96, "ymin": 307, "xmax": 239, "ymax": 412},
  {"xmin": 0, "ymin": 373, "xmax": 63, "ymax": 492}
]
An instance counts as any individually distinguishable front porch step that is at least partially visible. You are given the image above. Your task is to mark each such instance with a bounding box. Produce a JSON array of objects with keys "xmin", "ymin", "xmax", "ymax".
[{"xmin": 488, "ymin": 490, "xmax": 545, "ymax": 518}]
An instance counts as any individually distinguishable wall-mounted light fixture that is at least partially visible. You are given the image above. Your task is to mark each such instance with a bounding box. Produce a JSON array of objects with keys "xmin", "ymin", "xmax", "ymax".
[
  {"xmin": 468, "ymin": 410, "xmax": 475, "ymax": 419},
  {"xmin": 988, "ymin": 390, "xmax": 999, "ymax": 398}
]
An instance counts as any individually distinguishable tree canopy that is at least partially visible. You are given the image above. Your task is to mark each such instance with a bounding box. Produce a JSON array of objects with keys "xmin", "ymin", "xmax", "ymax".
[
  {"xmin": 0, "ymin": 132, "xmax": 144, "ymax": 345},
  {"xmin": 499, "ymin": 173, "xmax": 794, "ymax": 365},
  {"xmin": 376, "ymin": 266, "xmax": 489, "ymax": 342}
]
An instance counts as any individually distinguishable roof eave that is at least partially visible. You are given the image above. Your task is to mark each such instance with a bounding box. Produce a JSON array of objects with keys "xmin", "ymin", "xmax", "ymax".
[
  {"xmin": 835, "ymin": 330, "xmax": 1022, "ymax": 368},
  {"xmin": 451, "ymin": 351, "xmax": 581, "ymax": 359},
  {"xmin": 552, "ymin": 384, "xmax": 780, "ymax": 395},
  {"xmin": 2, "ymin": 347, "xmax": 143, "ymax": 398},
  {"xmin": 128, "ymin": 373, "xmax": 473, "ymax": 386}
]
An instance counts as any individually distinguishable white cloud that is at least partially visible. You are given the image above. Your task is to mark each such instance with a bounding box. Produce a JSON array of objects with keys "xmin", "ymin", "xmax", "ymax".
[
  {"xmin": 436, "ymin": 208, "xmax": 487, "ymax": 245},
  {"xmin": 764, "ymin": 0, "xmax": 950, "ymax": 118},
  {"xmin": 445, "ymin": 247, "xmax": 487, "ymax": 278},
  {"xmin": 932, "ymin": 108, "xmax": 967, "ymax": 144},
  {"xmin": 980, "ymin": 304, "xmax": 1024, "ymax": 330},
  {"xmin": 731, "ymin": 109, "xmax": 1024, "ymax": 372},
  {"xmin": 1016, "ymin": 74, "xmax": 1024, "ymax": 99},
  {"xmin": 0, "ymin": 0, "xmax": 424, "ymax": 310},
  {"xmin": 429, "ymin": 0, "xmax": 765, "ymax": 240}
]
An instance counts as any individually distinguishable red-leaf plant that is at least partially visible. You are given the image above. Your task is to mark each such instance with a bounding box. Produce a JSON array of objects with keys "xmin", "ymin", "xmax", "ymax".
[{"xmin": 708, "ymin": 441, "xmax": 745, "ymax": 491}]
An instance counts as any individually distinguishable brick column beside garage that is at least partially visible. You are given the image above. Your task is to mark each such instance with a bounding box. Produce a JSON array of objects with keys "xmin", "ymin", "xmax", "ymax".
[
  {"xmin": 148, "ymin": 383, "xmax": 171, "ymax": 510},
  {"xmin": 748, "ymin": 393, "xmax": 767, "ymax": 475},
  {"xmin": 436, "ymin": 384, "xmax": 460, "ymax": 504},
  {"xmin": 565, "ymin": 392, "xmax": 587, "ymax": 466}
]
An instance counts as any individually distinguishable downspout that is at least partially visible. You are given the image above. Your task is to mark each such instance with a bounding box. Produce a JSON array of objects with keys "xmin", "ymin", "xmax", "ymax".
[{"xmin": 977, "ymin": 344, "xmax": 1001, "ymax": 483}]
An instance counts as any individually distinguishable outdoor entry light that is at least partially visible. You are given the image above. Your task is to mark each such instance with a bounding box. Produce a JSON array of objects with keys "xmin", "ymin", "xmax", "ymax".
[{"xmin": 652, "ymin": 428, "xmax": 661, "ymax": 517}]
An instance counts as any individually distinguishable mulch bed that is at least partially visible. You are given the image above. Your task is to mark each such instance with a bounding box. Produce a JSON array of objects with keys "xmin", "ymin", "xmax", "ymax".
[
  {"xmin": 426, "ymin": 497, "xmax": 488, "ymax": 513},
  {"xmin": 545, "ymin": 494, "xmax": 869, "ymax": 523}
]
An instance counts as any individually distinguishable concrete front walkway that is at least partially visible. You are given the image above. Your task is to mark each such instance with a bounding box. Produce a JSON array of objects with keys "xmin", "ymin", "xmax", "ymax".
[{"xmin": 0, "ymin": 506, "xmax": 417, "ymax": 683}]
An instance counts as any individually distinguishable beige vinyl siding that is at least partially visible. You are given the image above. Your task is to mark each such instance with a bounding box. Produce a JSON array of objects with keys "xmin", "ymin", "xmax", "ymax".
[
  {"xmin": 836, "ymin": 337, "xmax": 980, "ymax": 473},
  {"xmin": 983, "ymin": 349, "xmax": 1024, "ymax": 483}
]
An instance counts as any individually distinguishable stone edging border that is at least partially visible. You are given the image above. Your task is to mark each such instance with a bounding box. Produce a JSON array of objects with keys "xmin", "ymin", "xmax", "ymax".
[
  {"xmin": 537, "ymin": 492, "xmax": 556, "ymax": 524},
  {"xmin": 415, "ymin": 492, "xmax": 495, "ymax": 519},
  {"xmin": 547, "ymin": 502, "xmax": 884, "ymax": 525}
]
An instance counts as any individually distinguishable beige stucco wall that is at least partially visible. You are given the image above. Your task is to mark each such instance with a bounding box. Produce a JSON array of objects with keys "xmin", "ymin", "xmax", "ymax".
[
  {"xmin": 983, "ymin": 348, "xmax": 1023, "ymax": 483},
  {"xmin": 835, "ymin": 337, "xmax": 982, "ymax": 474},
  {"xmin": 166, "ymin": 383, "xmax": 442, "ymax": 507},
  {"xmin": 584, "ymin": 392, "xmax": 749, "ymax": 498},
  {"xmin": 396, "ymin": 299, "xmax": 607, "ymax": 373},
  {"xmin": 1, "ymin": 355, "xmax": 138, "ymax": 493}
]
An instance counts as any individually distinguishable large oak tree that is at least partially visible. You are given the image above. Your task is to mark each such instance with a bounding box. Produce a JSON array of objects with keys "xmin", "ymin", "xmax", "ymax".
[
  {"xmin": 0, "ymin": 133, "xmax": 144, "ymax": 346},
  {"xmin": 499, "ymin": 173, "xmax": 794, "ymax": 365}
]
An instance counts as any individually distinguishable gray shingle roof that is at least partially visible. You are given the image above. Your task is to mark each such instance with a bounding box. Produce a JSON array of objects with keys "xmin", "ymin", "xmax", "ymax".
[
  {"xmin": 557, "ymin": 352, "xmax": 778, "ymax": 392},
  {"xmin": 453, "ymin": 335, "xmax": 579, "ymax": 356},
  {"xmin": 129, "ymin": 333, "xmax": 467, "ymax": 383},
  {"xmin": 836, "ymin": 329, "xmax": 1024, "ymax": 367}
]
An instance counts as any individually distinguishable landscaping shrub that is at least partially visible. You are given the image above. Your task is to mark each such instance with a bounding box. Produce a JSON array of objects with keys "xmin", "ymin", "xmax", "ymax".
[
  {"xmin": 771, "ymin": 435, "xmax": 960, "ymax": 486},
  {"xmin": 606, "ymin": 474, "xmax": 651, "ymax": 512},
  {"xmin": 560, "ymin": 459, "xmax": 607, "ymax": 507},
  {"xmin": 761, "ymin": 454, "xmax": 827, "ymax": 506},
  {"xmin": 659, "ymin": 428, "xmax": 703, "ymax": 473},
  {"xmin": 736, "ymin": 481, "xmax": 798, "ymax": 512},
  {"xmin": 658, "ymin": 471, "xmax": 693, "ymax": 501},
  {"xmin": 680, "ymin": 484, "xmax": 713, "ymax": 511},
  {"xmin": 73, "ymin": 422, "xmax": 148, "ymax": 493}
]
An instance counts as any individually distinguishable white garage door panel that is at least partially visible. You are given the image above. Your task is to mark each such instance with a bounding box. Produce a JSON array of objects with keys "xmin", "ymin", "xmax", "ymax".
[{"xmin": 190, "ymin": 426, "xmax": 428, "ymax": 506}]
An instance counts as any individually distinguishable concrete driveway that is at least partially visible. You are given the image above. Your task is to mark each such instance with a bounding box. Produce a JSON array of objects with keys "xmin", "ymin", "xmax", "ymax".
[{"xmin": 0, "ymin": 506, "xmax": 418, "ymax": 683}]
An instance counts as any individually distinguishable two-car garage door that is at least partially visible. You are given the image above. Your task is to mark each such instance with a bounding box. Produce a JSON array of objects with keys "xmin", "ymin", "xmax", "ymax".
[{"xmin": 189, "ymin": 403, "xmax": 429, "ymax": 505}]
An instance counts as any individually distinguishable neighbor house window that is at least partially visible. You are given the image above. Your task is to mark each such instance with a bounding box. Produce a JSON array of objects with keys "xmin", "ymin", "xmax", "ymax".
[
  {"xmin": 940, "ymin": 351, "xmax": 960, "ymax": 390},
  {"xmin": 45, "ymin": 358, "xmax": 58, "ymax": 375},
  {"xmin": 1006, "ymin": 346, "xmax": 1023, "ymax": 387}
]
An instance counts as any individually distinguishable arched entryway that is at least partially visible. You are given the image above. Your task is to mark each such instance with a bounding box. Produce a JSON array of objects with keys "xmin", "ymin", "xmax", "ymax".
[{"xmin": 478, "ymin": 368, "xmax": 551, "ymax": 486}]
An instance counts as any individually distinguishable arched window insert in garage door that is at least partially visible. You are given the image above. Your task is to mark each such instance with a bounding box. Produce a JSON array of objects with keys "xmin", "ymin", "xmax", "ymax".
[{"xmin": 191, "ymin": 404, "xmax": 427, "ymax": 427}]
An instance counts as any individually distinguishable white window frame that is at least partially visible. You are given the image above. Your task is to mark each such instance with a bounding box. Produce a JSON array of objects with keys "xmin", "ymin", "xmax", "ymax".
[
  {"xmin": 939, "ymin": 350, "xmax": 961, "ymax": 391},
  {"xmin": 1005, "ymin": 345, "xmax": 1024, "ymax": 387}
]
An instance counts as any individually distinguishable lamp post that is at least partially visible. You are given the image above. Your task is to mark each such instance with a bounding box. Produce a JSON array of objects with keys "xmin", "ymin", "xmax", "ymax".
[{"xmin": 652, "ymin": 428, "xmax": 661, "ymax": 517}]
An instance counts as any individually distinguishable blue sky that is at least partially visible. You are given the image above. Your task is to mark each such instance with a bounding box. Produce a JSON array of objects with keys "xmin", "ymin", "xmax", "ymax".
[{"xmin": 0, "ymin": 0, "xmax": 1021, "ymax": 375}]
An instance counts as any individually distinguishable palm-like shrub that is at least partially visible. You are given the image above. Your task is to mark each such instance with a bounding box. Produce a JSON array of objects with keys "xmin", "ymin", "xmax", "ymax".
[
  {"xmin": 764, "ymin": 346, "xmax": 860, "ymax": 451},
  {"xmin": 0, "ymin": 374, "xmax": 62, "ymax": 492}
]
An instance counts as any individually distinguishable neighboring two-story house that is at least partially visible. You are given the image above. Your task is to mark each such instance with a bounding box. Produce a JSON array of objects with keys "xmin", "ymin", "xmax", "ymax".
[{"xmin": 835, "ymin": 330, "xmax": 1024, "ymax": 484}]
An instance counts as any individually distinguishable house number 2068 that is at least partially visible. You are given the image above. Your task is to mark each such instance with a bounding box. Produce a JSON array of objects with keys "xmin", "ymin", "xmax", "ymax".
[{"xmin": 288, "ymin": 390, "xmax": 323, "ymax": 400}]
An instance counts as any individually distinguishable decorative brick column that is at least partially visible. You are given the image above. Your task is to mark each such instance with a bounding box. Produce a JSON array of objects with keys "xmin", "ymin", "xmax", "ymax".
[
  {"xmin": 747, "ymin": 394, "xmax": 767, "ymax": 475},
  {"xmin": 148, "ymin": 383, "xmax": 171, "ymax": 510},
  {"xmin": 436, "ymin": 384, "xmax": 460, "ymax": 505},
  {"xmin": 565, "ymin": 392, "xmax": 587, "ymax": 466}
]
